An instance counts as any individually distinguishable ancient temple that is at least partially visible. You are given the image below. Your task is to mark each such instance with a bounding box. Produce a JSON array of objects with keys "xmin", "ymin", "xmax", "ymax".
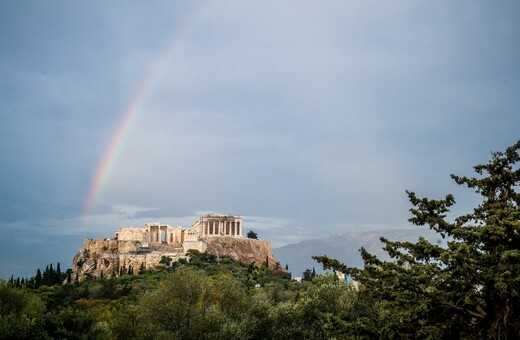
[
  {"xmin": 192, "ymin": 214, "xmax": 243, "ymax": 238},
  {"xmin": 113, "ymin": 214, "xmax": 243, "ymax": 249}
]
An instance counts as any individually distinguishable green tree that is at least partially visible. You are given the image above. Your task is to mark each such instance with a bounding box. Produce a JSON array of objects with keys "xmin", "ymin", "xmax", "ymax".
[
  {"xmin": 65, "ymin": 269, "xmax": 72, "ymax": 284},
  {"xmin": 302, "ymin": 267, "xmax": 316, "ymax": 282},
  {"xmin": 0, "ymin": 281, "xmax": 47, "ymax": 339},
  {"xmin": 159, "ymin": 255, "xmax": 172, "ymax": 267},
  {"xmin": 136, "ymin": 267, "xmax": 213, "ymax": 337},
  {"xmin": 139, "ymin": 262, "xmax": 146, "ymax": 275},
  {"xmin": 34, "ymin": 269, "xmax": 42, "ymax": 287},
  {"xmin": 315, "ymin": 141, "xmax": 520, "ymax": 338},
  {"xmin": 247, "ymin": 230, "xmax": 258, "ymax": 239},
  {"xmin": 268, "ymin": 274, "xmax": 360, "ymax": 339},
  {"xmin": 56, "ymin": 262, "xmax": 62, "ymax": 284},
  {"xmin": 132, "ymin": 267, "xmax": 256, "ymax": 339}
]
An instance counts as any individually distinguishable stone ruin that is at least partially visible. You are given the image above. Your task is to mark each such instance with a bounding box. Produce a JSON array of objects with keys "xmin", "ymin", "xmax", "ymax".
[{"xmin": 72, "ymin": 214, "xmax": 275, "ymax": 281}]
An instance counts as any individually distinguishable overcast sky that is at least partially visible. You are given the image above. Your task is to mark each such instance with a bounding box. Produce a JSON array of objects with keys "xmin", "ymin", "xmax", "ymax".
[{"xmin": 1, "ymin": 0, "xmax": 519, "ymax": 278}]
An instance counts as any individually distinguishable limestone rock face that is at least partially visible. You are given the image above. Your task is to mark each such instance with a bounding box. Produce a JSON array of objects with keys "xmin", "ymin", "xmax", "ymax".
[
  {"xmin": 204, "ymin": 237, "xmax": 276, "ymax": 267},
  {"xmin": 72, "ymin": 236, "xmax": 278, "ymax": 281},
  {"xmin": 72, "ymin": 238, "xmax": 120, "ymax": 281}
]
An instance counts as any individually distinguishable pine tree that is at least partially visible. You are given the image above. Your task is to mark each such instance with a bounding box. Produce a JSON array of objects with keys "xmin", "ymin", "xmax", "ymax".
[{"xmin": 315, "ymin": 141, "xmax": 520, "ymax": 338}]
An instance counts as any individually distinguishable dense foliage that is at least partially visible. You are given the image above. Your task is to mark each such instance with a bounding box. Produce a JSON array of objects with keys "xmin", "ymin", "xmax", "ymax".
[
  {"xmin": 315, "ymin": 141, "xmax": 520, "ymax": 339},
  {"xmin": 2, "ymin": 251, "xmax": 355, "ymax": 339}
]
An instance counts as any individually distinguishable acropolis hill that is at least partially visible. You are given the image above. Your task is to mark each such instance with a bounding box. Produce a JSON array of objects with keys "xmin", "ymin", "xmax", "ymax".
[{"xmin": 72, "ymin": 214, "xmax": 277, "ymax": 281}]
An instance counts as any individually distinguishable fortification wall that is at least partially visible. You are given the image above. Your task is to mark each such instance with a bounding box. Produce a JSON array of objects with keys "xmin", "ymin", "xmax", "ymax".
[
  {"xmin": 183, "ymin": 240, "xmax": 207, "ymax": 253},
  {"xmin": 118, "ymin": 240, "xmax": 140, "ymax": 253},
  {"xmin": 119, "ymin": 253, "xmax": 162, "ymax": 272}
]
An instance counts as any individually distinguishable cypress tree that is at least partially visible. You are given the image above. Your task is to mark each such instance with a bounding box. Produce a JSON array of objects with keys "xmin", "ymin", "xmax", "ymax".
[
  {"xmin": 35, "ymin": 268, "xmax": 42, "ymax": 287},
  {"xmin": 43, "ymin": 265, "xmax": 50, "ymax": 285},
  {"xmin": 56, "ymin": 262, "xmax": 62, "ymax": 283}
]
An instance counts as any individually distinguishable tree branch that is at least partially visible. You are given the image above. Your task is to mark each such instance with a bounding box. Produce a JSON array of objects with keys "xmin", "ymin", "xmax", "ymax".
[{"xmin": 441, "ymin": 301, "xmax": 486, "ymax": 320}]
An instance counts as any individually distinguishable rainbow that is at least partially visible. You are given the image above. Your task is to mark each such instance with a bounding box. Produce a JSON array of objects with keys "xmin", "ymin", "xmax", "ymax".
[{"xmin": 84, "ymin": 1, "xmax": 211, "ymax": 217}]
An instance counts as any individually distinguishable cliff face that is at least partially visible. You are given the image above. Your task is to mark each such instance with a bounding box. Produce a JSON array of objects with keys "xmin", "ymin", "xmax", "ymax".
[
  {"xmin": 204, "ymin": 237, "xmax": 276, "ymax": 267},
  {"xmin": 72, "ymin": 236, "xmax": 277, "ymax": 281},
  {"xmin": 72, "ymin": 238, "xmax": 120, "ymax": 280}
]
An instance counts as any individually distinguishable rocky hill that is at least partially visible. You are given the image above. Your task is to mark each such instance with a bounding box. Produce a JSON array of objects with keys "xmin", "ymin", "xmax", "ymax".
[{"xmin": 72, "ymin": 236, "xmax": 277, "ymax": 281}]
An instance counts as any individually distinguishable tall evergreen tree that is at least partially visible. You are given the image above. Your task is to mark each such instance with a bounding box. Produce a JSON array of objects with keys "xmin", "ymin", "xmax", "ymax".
[
  {"xmin": 56, "ymin": 262, "xmax": 62, "ymax": 283},
  {"xmin": 315, "ymin": 141, "xmax": 520, "ymax": 338},
  {"xmin": 66, "ymin": 269, "xmax": 72, "ymax": 284},
  {"xmin": 43, "ymin": 265, "xmax": 50, "ymax": 285},
  {"xmin": 34, "ymin": 268, "xmax": 42, "ymax": 287}
]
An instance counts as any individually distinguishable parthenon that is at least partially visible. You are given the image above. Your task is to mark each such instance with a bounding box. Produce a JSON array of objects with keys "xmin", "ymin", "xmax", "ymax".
[
  {"xmin": 114, "ymin": 214, "xmax": 243, "ymax": 250},
  {"xmin": 192, "ymin": 214, "xmax": 243, "ymax": 237}
]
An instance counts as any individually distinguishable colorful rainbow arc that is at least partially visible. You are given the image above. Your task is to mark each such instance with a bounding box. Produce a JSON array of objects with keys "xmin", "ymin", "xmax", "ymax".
[{"xmin": 84, "ymin": 1, "xmax": 211, "ymax": 217}]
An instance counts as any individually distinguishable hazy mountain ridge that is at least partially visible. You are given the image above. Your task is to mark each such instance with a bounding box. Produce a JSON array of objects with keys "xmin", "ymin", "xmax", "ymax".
[{"xmin": 273, "ymin": 228, "xmax": 442, "ymax": 278}]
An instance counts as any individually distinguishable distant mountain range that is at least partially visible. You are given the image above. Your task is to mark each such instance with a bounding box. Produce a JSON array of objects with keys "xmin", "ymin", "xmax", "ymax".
[{"xmin": 273, "ymin": 228, "xmax": 443, "ymax": 278}]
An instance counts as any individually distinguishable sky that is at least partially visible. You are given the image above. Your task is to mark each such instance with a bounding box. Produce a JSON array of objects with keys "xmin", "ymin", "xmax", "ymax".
[{"xmin": 1, "ymin": 0, "xmax": 519, "ymax": 278}]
